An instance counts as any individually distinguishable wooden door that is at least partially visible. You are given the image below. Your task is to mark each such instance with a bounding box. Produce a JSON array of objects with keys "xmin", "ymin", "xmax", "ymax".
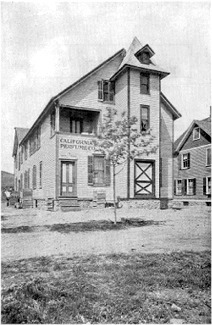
[
  {"xmin": 134, "ymin": 160, "xmax": 155, "ymax": 198},
  {"xmin": 61, "ymin": 161, "xmax": 76, "ymax": 197}
]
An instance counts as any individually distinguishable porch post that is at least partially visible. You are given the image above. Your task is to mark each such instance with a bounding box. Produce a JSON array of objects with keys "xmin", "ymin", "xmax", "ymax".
[{"xmin": 55, "ymin": 102, "xmax": 60, "ymax": 132}]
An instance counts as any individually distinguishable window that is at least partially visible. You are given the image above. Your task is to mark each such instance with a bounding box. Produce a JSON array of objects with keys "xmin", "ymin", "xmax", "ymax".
[
  {"xmin": 98, "ymin": 80, "xmax": 114, "ymax": 102},
  {"xmin": 70, "ymin": 120, "xmax": 83, "ymax": 134},
  {"xmin": 187, "ymin": 178, "xmax": 195, "ymax": 195},
  {"xmin": 20, "ymin": 147, "xmax": 23, "ymax": 164},
  {"xmin": 203, "ymin": 177, "xmax": 211, "ymax": 195},
  {"xmin": 193, "ymin": 127, "xmax": 200, "ymax": 140},
  {"xmin": 138, "ymin": 52, "xmax": 150, "ymax": 64},
  {"xmin": 15, "ymin": 155, "xmax": 17, "ymax": 169},
  {"xmin": 20, "ymin": 174, "xmax": 23, "ymax": 191},
  {"xmin": 30, "ymin": 127, "xmax": 41, "ymax": 155},
  {"xmin": 181, "ymin": 153, "xmax": 190, "ymax": 169},
  {"xmin": 15, "ymin": 178, "xmax": 17, "ymax": 191},
  {"xmin": 174, "ymin": 179, "xmax": 182, "ymax": 196},
  {"xmin": 32, "ymin": 165, "xmax": 37, "ymax": 189},
  {"xmin": 140, "ymin": 74, "xmax": 149, "ymax": 94},
  {"xmin": 24, "ymin": 171, "xmax": 28, "ymax": 189},
  {"xmin": 18, "ymin": 152, "xmax": 21, "ymax": 170},
  {"xmin": 24, "ymin": 142, "xmax": 28, "ymax": 160},
  {"xmin": 206, "ymin": 148, "xmax": 211, "ymax": 166},
  {"xmin": 88, "ymin": 155, "xmax": 110, "ymax": 186},
  {"xmin": 140, "ymin": 105, "xmax": 150, "ymax": 132},
  {"xmin": 39, "ymin": 162, "xmax": 42, "ymax": 188},
  {"xmin": 50, "ymin": 111, "xmax": 56, "ymax": 136},
  {"xmin": 28, "ymin": 168, "xmax": 30, "ymax": 189}
]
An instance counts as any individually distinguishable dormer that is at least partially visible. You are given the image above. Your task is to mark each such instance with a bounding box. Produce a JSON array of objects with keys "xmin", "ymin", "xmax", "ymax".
[{"xmin": 134, "ymin": 44, "xmax": 155, "ymax": 65}]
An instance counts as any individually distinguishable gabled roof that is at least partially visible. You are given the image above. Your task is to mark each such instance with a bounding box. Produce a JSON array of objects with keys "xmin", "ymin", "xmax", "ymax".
[
  {"xmin": 12, "ymin": 127, "xmax": 29, "ymax": 156},
  {"xmin": 110, "ymin": 37, "xmax": 170, "ymax": 81},
  {"xmin": 174, "ymin": 116, "xmax": 211, "ymax": 153},
  {"xmin": 19, "ymin": 48, "xmax": 126, "ymax": 145},
  {"xmin": 160, "ymin": 92, "xmax": 181, "ymax": 120}
]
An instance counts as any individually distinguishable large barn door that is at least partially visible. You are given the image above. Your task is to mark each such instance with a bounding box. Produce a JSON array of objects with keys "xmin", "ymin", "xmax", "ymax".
[{"xmin": 134, "ymin": 160, "xmax": 155, "ymax": 198}]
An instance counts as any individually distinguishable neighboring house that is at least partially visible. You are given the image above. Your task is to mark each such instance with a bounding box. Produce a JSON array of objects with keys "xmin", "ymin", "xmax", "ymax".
[
  {"xmin": 174, "ymin": 116, "xmax": 211, "ymax": 202},
  {"xmin": 12, "ymin": 37, "xmax": 181, "ymax": 210}
]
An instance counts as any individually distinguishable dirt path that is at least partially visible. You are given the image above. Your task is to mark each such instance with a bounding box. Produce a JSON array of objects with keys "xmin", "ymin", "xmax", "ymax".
[{"xmin": 1, "ymin": 206, "xmax": 211, "ymax": 262}]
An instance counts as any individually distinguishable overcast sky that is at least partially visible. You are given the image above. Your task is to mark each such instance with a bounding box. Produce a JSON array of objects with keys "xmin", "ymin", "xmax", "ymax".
[{"xmin": 1, "ymin": 1, "xmax": 211, "ymax": 173}]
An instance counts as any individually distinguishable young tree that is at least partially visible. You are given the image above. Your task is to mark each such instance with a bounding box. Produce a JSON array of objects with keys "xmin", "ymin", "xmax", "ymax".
[{"xmin": 94, "ymin": 107, "xmax": 158, "ymax": 224}]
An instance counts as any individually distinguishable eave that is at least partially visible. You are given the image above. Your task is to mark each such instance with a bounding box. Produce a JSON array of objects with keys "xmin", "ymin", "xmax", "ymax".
[{"xmin": 160, "ymin": 92, "xmax": 182, "ymax": 121}]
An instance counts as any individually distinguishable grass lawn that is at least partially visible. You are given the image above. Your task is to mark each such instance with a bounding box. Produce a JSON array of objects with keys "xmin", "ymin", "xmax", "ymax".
[{"xmin": 1, "ymin": 251, "xmax": 211, "ymax": 324}]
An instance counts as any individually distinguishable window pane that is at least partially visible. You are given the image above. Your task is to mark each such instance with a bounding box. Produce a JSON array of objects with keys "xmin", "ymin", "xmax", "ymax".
[
  {"xmin": 142, "ymin": 108, "xmax": 148, "ymax": 119},
  {"xmin": 141, "ymin": 85, "xmax": 148, "ymax": 94},
  {"xmin": 62, "ymin": 164, "xmax": 66, "ymax": 182},
  {"xmin": 141, "ymin": 76, "xmax": 148, "ymax": 85},
  {"xmin": 69, "ymin": 164, "xmax": 73, "ymax": 183}
]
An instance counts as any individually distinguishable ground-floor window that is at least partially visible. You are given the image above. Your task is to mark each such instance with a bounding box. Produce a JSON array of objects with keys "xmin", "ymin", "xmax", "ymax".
[
  {"xmin": 88, "ymin": 155, "xmax": 110, "ymax": 186},
  {"xmin": 174, "ymin": 179, "xmax": 182, "ymax": 195},
  {"xmin": 39, "ymin": 162, "xmax": 42, "ymax": 188},
  {"xmin": 174, "ymin": 178, "xmax": 196, "ymax": 196},
  {"xmin": 33, "ymin": 165, "xmax": 37, "ymax": 189},
  {"xmin": 203, "ymin": 176, "xmax": 211, "ymax": 195}
]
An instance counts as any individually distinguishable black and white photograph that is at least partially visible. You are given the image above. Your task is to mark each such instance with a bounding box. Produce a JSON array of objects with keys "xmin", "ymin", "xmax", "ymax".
[{"xmin": 1, "ymin": 1, "xmax": 211, "ymax": 324}]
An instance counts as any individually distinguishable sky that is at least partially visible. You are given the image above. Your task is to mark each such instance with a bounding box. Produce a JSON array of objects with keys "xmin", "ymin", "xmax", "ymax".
[{"xmin": 1, "ymin": 1, "xmax": 211, "ymax": 173}]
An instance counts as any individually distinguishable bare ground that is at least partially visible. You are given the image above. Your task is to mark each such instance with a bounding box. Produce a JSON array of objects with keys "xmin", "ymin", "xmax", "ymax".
[{"xmin": 1, "ymin": 205, "xmax": 211, "ymax": 262}]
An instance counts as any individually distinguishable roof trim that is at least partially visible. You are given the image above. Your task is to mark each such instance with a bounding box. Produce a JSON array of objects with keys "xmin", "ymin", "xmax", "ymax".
[
  {"xmin": 110, "ymin": 63, "xmax": 170, "ymax": 81},
  {"xmin": 160, "ymin": 92, "xmax": 182, "ymax": 120},
  {"xmin": 135, "ymin": 44, "xmax": 155, "ymax": 58},
  {"xmin": 19, "ymin": 48, "xmax": 126, "ymax": 145},
  {"xmin": 60, "ymin": 104, "xmax": 101, "ymax": 113}
]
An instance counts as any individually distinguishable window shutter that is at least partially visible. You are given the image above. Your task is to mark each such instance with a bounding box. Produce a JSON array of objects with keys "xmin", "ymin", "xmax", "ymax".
[
  {"xmin": 187, "ymin": 153, "xmax": 190, "ymax": 168},
  {"xmin": 104, "ymin": 159, "xmax": 111, "ymax": 186},
  {"xmin": 193, "ymin": 178, "xmax": 196, "ymax": 195},
  {"xmin": 98, "ymin": 81, "xmax": 103, "ymax": 101},
  {"xmin": 174, "ymin": 180, "xmax": 176, "ymax": 195},
  {"xmin": 88, "ymin": 156, "xmax": 94, "ymax": 185},
  {"xmin": 109, "ymin": 82, "xmax": 114, "ymax": 102},
  {"xmin": 178, "ymin": 154, "xmax": 181, "ymax": 170},
  {"xmin": 182, "ymin": 179, "xmax": 187, "ymax": 195},
  {"xmin": 203, "ymin": 177, "xmax": 206, "ymax": 195}
]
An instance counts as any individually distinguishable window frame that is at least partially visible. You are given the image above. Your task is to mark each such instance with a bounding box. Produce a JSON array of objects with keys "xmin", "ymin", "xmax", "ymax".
[
  {"xmin": 206, "ymin": 147, "xmax": 211, "ymax": 166},
  {"xmin": 88, "ymin": 155, "xmax": 111, "ymax": 187},
  {"xmin": 193, "ymin": 127, "xmax": 200, "ymax": 140},
  {"xmin": 98, "ymin": 80, "xmax": 114, "ymax": 103},
  {"xmin": 206, "ymin": 176, "xmax": 211, "ymax": 195},
  {"xmin": 140, "ymin": 105, "xmax": 150, "ymax": 132},
  {"xmin": 32, "ymin": 165, "xmax": 37, "ymax": 190},
  {"xmin": 175, "ymin": 179, "xmax": 182, "ymax": 196},
  {"xmin": 181, "ymin": 153, "xmax": 190, "ymax": 169},
  {"xmin": 140, "ymin": 73, "xmax": 150, "ymax": 95},
  {"xmin": 39, "ymin": 161, "xmax": 42, "ymax": 189}
]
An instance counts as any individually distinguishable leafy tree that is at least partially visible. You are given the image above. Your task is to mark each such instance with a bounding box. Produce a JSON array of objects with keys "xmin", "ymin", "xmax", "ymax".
[{"xmin": 94, "ymin": 107, "xmax": 158, "ymax": 224}]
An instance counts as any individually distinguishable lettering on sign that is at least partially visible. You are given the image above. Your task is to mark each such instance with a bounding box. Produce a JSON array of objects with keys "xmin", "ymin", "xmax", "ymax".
[{"xmin": 60, "ymin": 137, "xmax": 95, "ymax": 151}]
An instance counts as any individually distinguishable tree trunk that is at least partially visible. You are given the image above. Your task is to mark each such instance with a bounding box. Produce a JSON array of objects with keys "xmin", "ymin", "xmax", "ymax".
[{"xmin": 113, "ymin": 163, "xmax": 117, "ymax": 224}]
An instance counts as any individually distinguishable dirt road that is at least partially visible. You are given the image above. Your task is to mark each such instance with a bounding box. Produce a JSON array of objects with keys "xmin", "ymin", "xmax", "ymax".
[{"xmin": 1, "ymin": 205, "xmax": 211, "ymax": 261}]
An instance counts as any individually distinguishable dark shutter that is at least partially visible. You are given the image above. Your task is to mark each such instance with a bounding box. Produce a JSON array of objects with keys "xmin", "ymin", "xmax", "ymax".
[
  {"xmin": 193, "ymin": 178, "xmax": 196, "ymax": 195},
  {"xmin": 109, "ymin": 82, "xmax": 114, "ymax": 102},
  {"xmin": 187, "ymin": 153, "xmax": 190, "ymax": 168},
  {"xmin": 88, "ymin": 156, "xmax": 93, "ymax": 185},
  {"xmin": 182, "ymin": 179, "xmax": 187, "ymax": 195},
  {"xmin": 178, "ymin": 154, "xmax": 181, "ymax": 170},
  {"xmin": 98, "ymin": 81, "xmax": 103, "ymax": 101},
  {"xmin": 203, "ymin": 177, "xmax": 206, "ymax": 195},
  {"xmin": 105, "ymin": 159, "xmax": 111, "ymax": 186},
  {"xmin": 174, "ymin": 180, "xmax": 176, "ymax": 195}
]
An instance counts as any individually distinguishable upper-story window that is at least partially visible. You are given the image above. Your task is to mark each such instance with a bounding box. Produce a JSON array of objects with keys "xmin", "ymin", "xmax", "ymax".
[
  {"xmin": 140, "ymin": 105, "xmax": 150, "ymax": 132},
  {"xmin": 181, "ymin": 153, "xmax": 190, "ymax": 169},
  {"xmin": 193, "ymin": 127, "xmax": 200, "ymax": 140},
  {"xmin": 24, "ymin": 142, "xmax": 28, "ymax": 160},
  {"xmin": 206, "ymin": 147, "xmax": 211, "ymax": 166},
  {"xmin": 138, "ymin": 52, "xmax": 150, "ymax": 65},
  {"xmin": 20, "ymin": 147, "xmax": 23, "ymax": 164},
  {"xmin": 98, "ymin": 80, "xmax": 114, "ymax": 102},
  {"xmin": 30, "ymin": 127, "xmax": 41, "ymax": 156},
  {"xmin": 140, "ymin": 73, "xmax": 150, "ymax": 94}
]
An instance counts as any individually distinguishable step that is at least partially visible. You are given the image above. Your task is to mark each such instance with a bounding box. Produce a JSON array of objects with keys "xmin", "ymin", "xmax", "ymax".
[{"xmin": 61, "ymin": 206, "xmax": 81, "ymax": 212}]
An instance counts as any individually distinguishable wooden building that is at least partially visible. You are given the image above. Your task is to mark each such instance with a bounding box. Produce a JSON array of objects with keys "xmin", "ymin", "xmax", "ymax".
[
  {"xmin": 174, "ymin": 116, "xmax": 211, "ymax": 204},
  {"xmin": 12, "ymin": 37, "xmax": 181, "ymax": 210}
]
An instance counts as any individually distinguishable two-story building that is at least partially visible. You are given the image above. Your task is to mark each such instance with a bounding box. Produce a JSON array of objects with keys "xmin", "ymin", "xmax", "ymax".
[
  {"xmin": 174, "ymin": 116, "xmax": 211, "ymax": 205},
  {"xmin": 12, "ymin": 37, "xmax": 181, "ymax": 210}
]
